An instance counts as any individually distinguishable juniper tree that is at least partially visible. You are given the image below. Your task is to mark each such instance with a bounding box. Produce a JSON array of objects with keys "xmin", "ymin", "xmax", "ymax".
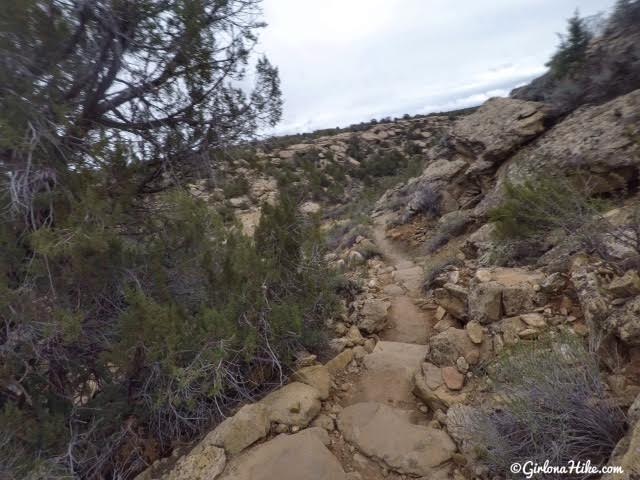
[{"xmin": 546, "ymin": 10, "xmax": 593, "ymax": 79}]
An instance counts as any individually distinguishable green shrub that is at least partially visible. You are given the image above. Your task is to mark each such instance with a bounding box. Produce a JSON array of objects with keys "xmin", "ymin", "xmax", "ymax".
[
  {"xmin": 546, "ymin": 11, "xmax": 592, "ymax": 79},
  {"xmin": 222, "ymin": 176, "xmax": 251, "ymax": 198},
  {"xmin": 0, "ymin": 181, "xmax": 340, "ymax": 478},
  {"xmin": 489, "ymin": 175, "xmax": 605, "ymax": 242},
  {"xmin": 358, "ymin": 150, "xmax": 408, "ymax": 179}
]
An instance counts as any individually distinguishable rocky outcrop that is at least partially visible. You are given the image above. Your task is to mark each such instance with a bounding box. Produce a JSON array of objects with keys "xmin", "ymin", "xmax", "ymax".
[{"xmin": 477, "ymin": 89, "xmax": 640, "ymax": 215}]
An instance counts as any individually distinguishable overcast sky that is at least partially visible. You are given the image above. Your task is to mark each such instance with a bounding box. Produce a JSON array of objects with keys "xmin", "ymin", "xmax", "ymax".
[{"xmin": 256, "ymin": 0, "xmax": 616, "ymax": 135}]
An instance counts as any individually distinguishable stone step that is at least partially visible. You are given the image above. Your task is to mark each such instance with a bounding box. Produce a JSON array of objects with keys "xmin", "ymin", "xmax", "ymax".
[
  {"xmin": 341, "ymin": 341, "xmax": 428, "ymax": 408},
  {"xmin": 337, "ymin": 402, "xmax": 456, "ymax": 477}
]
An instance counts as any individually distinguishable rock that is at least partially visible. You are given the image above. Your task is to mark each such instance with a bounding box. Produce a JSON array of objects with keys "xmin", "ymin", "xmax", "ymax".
[
  {"xmin": 358, "ymin": 299, "xmax": 390, "ymax": 333},
  {"xmin": 502, "ymin": 283, "xmax": 546, "ymax": 317},
  {"xmin": 347, "ymin": 250, "xmax": 365, "ymax": 266},
  {"xmin": 540, "ymin": 272, "xmax": 567, "ymax": 293},
  {"xmin": 346, "ymin": 325, "xmax": 364, "ymax": 345},
  {"xmin": 453, "ymin": 97, "xmax": 547, "ymax": 166},
  {"xmin": 292, "ymin": 365, "xmax": 331, "ymax": 400},
  {"xmin": 605, "ymin": 296, "xmax": 640, "ymax": 346},
  {"xmin": 608, "ymin": 270, "xmax": 640, "ymax": 298},
  {"xmin": 427, "ymin": 328, "xmax": 481, "ymax": 366},
  {"xmin": 434, "ymin": 283, "xmax": 469, "ymax": 320},
  {"xmin": 468, "ymin": 282, "xmax": 502, "ymax": 323},
  {"xmin": 326, "ymin": 349, "xmax": 354, "ymax": 375},
  {"xmin": 383, "ymin": 284, "xmax": 405, "ymax": 296},
  {"xmin": 311, "ymin": 414, "xmax": 335, "ymax": 432},
  {"xmin": 435, "ymin": 306, "xmax": 447, "ymax": 321},
  {"xmin": 413, "ymin": 364, "xmax": 467, "ymax": 411},
  {"xmin": 160, "ymin": 437, "xmax": 226, "ymax": 480},
  {"xmin": 261, "ymin": 382, "xmax": 322, "ymax": 427},
  {"xmin": 355, "ymin": 341, "xmax": 428, "ymax": 407},
  {"xmin": 478, "ymin": 89, "xmax": 640, "ymax": 216},
  {"xmin": 352, "ymin": 345, "xmax": 367, "ymax": 359},
  {"xmin": 493, "ymin": 316, "xmax": 527, "ymax": 346},
  {"xmin": 465, "ymin": 321, "xmax": 484, "ymax": 344},
  {"xmin": 441, "ymin": 366, "xmax": 465, "ymax": 390},
  {"xmin": 337, "ymin": 402, "xmax": 456, "ymax": 477},
  {"xmin": 209, "ymin": 404, "xmax": 270, "ymax": 455},
  {"xmin": 219, "ymin": 428, "xmax": 346, "ymax": 480},
  {"xmin": 363, "ymin": 338, "xmax": 376, "ymax": 353},
  {"xmin": 299, "ymin": 201, "xmax": 321, "ymax": 215},
  {"xmin": 445, "ymin": 404, "xmax": 479, "ymax": 456},
  {"xmin": 456, "ymin": 356, "xmax": 469, "ymax": 374},
  {"xmin": 519, "ymin": 313, "xmax": 546, "ymax": 328}
]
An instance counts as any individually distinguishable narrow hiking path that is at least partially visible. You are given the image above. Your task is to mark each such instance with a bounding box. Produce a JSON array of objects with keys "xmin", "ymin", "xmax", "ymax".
[{"xmin": 321, "ymin": 216, "xmax": 453, "ymax": 480}]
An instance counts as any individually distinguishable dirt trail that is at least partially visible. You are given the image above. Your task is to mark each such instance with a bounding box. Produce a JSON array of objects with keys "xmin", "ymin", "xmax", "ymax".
[{"xmin": 371, "ymin": 216, "xmax": 434, "ymax": 344}]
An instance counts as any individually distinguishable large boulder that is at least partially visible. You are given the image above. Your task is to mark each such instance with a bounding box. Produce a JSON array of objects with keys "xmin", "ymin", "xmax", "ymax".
[
  {"xmin": 337, "ymin": 402, "xmax": 456, "ymax": 477},
  {"xmin": 358, "ymin": 298, "xmax": 391, "ymax": 333},
  {"xmin": 219, "ymin": 428, "xmax": 346, "ymax": 480},
  {"xmin": 260, "ymin": 382, "xmax": 322, "ymax": 427},
  {"xmin": 208, "ymin": 404, "xmax": 270, "ymax": 455}
]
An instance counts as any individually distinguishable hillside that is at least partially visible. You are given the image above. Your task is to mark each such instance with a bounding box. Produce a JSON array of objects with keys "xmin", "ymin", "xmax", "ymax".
[
  {"xmin": 134, "ymin": 8, "xmax": 640, "ymax": 479},
  {"xmin": 3, "ymin": 2, "xmax": 640, "ymax": 480}
]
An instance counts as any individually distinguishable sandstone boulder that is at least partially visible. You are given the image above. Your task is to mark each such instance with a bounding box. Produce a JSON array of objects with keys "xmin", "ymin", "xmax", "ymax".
[
  {"xmin": 292, "ymin": 365, "xmax": 331, "ymax": 400},
  {"xmin": 208, "ymin": 404, "xmax": 270, "ymax": 455},
  {"xmin": 358, "ymin": 298, "xmax": 390, "ymax": 333},
  {"xmin": 260, "ymin": 382, "xmax": 322, "ymax": 427}
]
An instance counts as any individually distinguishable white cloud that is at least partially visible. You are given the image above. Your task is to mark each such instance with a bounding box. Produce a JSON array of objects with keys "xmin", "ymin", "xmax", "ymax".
[{"xmin": 259, "ymin": 0, "xmax": 616, "ymax": 135}]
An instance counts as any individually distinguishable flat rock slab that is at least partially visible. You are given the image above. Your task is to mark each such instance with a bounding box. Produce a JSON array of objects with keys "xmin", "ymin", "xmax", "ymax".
[
  {"xmin": 343, "ymin": 342, "xmax": 427, "ymax": 408},
  {"xmin": 220, "ymin": 428, "xmax": 346, "ymax": 480},
  {"xmin": 337, "ymin": 402, "xmax": 456, "ymax": 476}
]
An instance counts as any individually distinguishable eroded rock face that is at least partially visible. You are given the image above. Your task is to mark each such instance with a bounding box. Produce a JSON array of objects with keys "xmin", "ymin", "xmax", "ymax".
[
  {"xmin": 219, "ymin": 428, "xmax": 346, "ymax": 480},
  {"xmin": 337, "ymin": 402, "xmax": 456, "ymax": 477},
  {"xmin": 453, "ymin": 97, "xmax": 547, "ymax": 166},
  {"xmin": 605, "ymin": 296, "xmax": 640, "ymax": 346},
  {"xmin": 478, "ymin": 89, "xmax": 640, "ymax": 215},
  {"xmin": 260, "ymin": 382, "xmax": 322, "ymax": 427}
]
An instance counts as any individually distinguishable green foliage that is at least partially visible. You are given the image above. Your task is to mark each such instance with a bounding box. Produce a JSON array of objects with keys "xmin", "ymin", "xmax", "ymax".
[
  {"xmin": 0, "ymin": 182, "xmax": 340, "ymax": 478},
  {"xmin": 222, "ymin": 176, "xmax": 251, "ymax": 198},
  {"xmin": 489, "ymin": 175, "xmax": 605, "ymax": 241},
  {"xmin": 357, "ymin": 150, "xmax": 408, "ymax": 180},
  {"xmin": 546, "ymin": 10, "xmax": 593, "ymax": 79}
]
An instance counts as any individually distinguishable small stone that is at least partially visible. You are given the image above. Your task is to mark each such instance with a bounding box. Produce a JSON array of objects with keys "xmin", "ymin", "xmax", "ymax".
[
  {"xmin": 353, "ymin": 345, "xmax": 367, "ymax": 359},
  {"xmin": 291, "ymin": 425, "xmax": 300, "ymax": 433},
  {"xmin": 520, "ymin": 313, "xmax": 546, "ymax": 328},
  {"xmin": 465, "ymin": 321, "xmax": 484, "ymax": 344},
  {"xmin": 518, "ymin": 328, "xmax": 539, "ymax": 339},
  {"xmin": 442, "ymin": 366, "xmax": 465, "ymax": 390},
  {"xmin": 435, "ymin": 306, "xmax": 447, "ymax": 321},
  {"xmin": 363, "ymin": 338, "xmax": 376, "ymax": 353},
  {"xmin": 456, "ymin": 356, "xmax": 469, "ymax": 374}
]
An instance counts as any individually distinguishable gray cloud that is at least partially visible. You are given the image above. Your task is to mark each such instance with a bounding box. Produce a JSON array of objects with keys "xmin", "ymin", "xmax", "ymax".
[{"xmin": 258, "ymin": 0, "xmax": 616, "ymax": 134}]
